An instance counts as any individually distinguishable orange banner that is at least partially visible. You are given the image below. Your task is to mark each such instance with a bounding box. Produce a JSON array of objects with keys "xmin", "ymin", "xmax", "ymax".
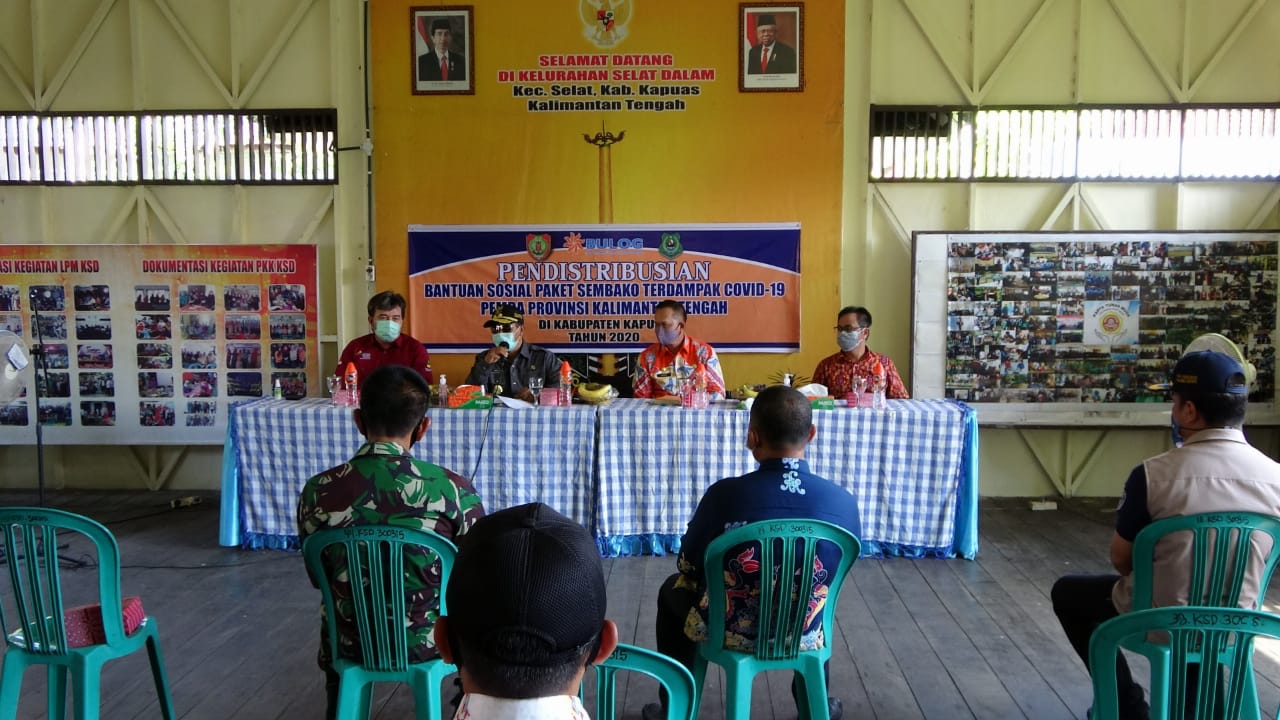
[{"xmin": 408, "ymin": 224, "xmax": 799, "ymax": 353}]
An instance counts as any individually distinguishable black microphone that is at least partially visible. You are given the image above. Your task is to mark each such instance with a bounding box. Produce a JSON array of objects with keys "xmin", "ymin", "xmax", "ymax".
[{"xmin": 495, "ymin": 341, "xmax": 511, "ymax": 394}]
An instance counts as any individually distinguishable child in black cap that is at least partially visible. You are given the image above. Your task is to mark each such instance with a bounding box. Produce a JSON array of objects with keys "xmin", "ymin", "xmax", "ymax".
[{"xmin": 435, "ymin": 502, "xmax": 617, "ymax": 718}]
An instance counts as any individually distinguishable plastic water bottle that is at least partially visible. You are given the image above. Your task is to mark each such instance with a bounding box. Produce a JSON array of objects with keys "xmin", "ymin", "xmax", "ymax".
[
  {"xmin": 438, "ymin": 374, "xmax": 449, "ymax": 409},
  {"xmin": 272, "ymin": 378, "xmax": 283, "ymax": 399},
  {"xmin": 871, "ymin": 360, "xmax": 887, "ymax": 411},
  {"xmin": 344, "ymin": 362, "xmax": 359, "ymax": 407},
  {"xmin": 558, "ymin": 361, "xmax": 573, "ymax": 407}
]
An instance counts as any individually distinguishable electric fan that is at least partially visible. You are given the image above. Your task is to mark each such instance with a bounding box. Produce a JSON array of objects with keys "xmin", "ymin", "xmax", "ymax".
[
  {"xmin": 1148, "ymin": 332, "xmax": 1257, "ymax": 392},
  {"xmin": 0, "ymin": 330, "xmax": 30, "ymax": 404},
  {"xmin": 1181, "ymin": 332, "xmax": 1258, "ymax": 389},
  {"xmin": 1, "ymin": 329, "xmax": 49, "ymax": 503}
]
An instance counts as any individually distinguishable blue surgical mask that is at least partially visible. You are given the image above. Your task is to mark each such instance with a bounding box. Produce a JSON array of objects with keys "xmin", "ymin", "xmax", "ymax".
[
  {"xmin": 837, "ymin": 329, "xmax": 865, "ymax": 352},
  {"xmin": 374, "ymin": 319, "xmax": 401, "ymax": 343},
  {"xmin": 657, "ymin": 326, "xmax": 681, "ymax": 346},
  {"xmin": 492, "ymin": 331, "xmax": 516, "ymax": 349}
]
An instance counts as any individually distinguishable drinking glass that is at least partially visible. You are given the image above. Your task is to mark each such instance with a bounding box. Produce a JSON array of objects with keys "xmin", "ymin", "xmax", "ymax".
[
  {"xmin": 528, "ymin": 374, "xmax": 544, "ymax": 406},
  {"xmin": 679, "ymin": 377, "xmax": 695, "ymax": 409},
  {"xmin": 850, "ymin": 376, "xmax": 868, "ymax": 408},
  {"xmin": 326, "ymin": 375, "xmax": 341, "ymax": 406}
]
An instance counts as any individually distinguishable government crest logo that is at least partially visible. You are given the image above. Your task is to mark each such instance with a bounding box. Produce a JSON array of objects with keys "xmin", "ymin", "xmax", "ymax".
[
  {"xmin": 527, "ymin": 233, "xmax": 553, "ymax": 261},
  {"xmin": 579, "ymin": 0, "xmax": 632, "ymax": 48},
  {"xmin": 658, "ymin": 232, "xmax": 683, "ymax": 259}
]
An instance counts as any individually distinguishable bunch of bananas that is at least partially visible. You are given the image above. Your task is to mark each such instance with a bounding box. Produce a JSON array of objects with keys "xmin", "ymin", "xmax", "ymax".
[
  {"xmin": 737, "ymin": 385, "xmax": 759, "ymax": 399},
  {"xmin": 577, "ymin": 382, "xmax": 616, "ymax": 404}
]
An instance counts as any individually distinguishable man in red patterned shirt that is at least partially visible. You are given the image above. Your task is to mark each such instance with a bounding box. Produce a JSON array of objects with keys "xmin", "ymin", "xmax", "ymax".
[
  {"xmin": 633, "ymin": 300, "xmax": 726, "ymax": 399},
  {"xmin": 811, "ymin": 306, "xmax": 909, "ymax": 400}
]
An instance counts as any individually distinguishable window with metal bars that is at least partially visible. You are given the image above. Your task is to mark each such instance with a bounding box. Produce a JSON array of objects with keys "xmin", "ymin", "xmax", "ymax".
[
  {"xmin": 870, "ymin": 105, "xmax": 1280, "ymax": 182},
  {"xmin": 0, "ymin": 109, "xmax": 337, "ymax": 185}
]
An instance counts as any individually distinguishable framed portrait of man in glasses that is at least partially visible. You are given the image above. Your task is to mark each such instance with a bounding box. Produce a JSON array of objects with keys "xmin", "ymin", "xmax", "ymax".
[
  {"xmin": 739, "ymin": 3, "xmax": 804, "ymax": 92},
  {"xmin": 411, "ymin": 6, "xmax": 474, "ymax": 95}
]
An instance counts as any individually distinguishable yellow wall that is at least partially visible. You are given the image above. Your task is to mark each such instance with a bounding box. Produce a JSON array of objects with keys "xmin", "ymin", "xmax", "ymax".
[{"xmin": 370, "ymin": 0, "xmax": 847, "ymax": 385}]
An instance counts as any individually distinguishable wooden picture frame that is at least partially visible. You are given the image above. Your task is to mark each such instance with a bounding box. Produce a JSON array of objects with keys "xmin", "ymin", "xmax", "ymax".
[
  {"xmin": 411, "ymin": 6, "xmax": 474, "ymax": 95},
  {"xmin": 739, "ymin": 3, "xmax": 804, "ymax": 92}
]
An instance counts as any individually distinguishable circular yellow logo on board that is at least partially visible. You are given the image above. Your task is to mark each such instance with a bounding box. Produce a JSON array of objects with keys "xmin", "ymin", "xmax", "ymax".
[{"xmin": 1099, "ymin": 311, "xmax": 1124, "ymax": 336}]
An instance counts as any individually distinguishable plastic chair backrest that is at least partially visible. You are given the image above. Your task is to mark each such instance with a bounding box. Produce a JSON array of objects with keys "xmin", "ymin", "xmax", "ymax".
[
  {"xmin": 302, "ymin": 525, "xmax": 457, "ymax": 673},
  {"xmin": 0, "ymin": 507, "xmax": 123, "ymax": 655},
  {"xmin": 1131, "ymin": 512, "xmax": 1280, "ymax": 611},
  {"xmin": 702, "ymin": 519, "xmax": 860, "ymax": 661},
  {"xmin": 1089, "ymin": 606, "xmax": 1280, "ymax": 720},
  {"xmin": 588, "ymin": 643, "xmax": 696, "ymax": 720}
]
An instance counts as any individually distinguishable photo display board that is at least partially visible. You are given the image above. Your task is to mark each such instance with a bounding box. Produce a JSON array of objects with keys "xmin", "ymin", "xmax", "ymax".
[
  {"xmin": 0, "ymin": 244, "xmax": 318, "ymax": 444},
  {"xmin": 912, "ymin": 231, "xmax": 1280, "ymax": 426}
]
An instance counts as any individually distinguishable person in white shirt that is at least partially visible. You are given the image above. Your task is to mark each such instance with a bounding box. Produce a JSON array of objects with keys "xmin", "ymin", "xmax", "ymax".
[{"xmin": 434, "ymin": 503, "xmax": 618, "ymax": 719}]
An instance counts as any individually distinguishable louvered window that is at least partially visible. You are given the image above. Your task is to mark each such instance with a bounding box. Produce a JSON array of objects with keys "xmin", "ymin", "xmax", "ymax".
[
  {"xmin": 0, "ymin": 109, "xmax": 336, "ymax": 185},
  {"xmin": 871, "ymin": 105, "xmax": 1280, "ymax": 182}
]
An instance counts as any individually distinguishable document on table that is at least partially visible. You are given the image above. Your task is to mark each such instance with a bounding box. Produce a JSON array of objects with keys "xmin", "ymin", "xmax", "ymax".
[{"xmin": 495, "ymin": 395, "xmax": 534, "ymax": 409}]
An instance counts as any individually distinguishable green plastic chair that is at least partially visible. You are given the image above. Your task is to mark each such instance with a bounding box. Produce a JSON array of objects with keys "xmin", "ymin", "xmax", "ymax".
[
  {"xmin": 0, "ymin": 507, "xmax": 175, "ymax": 720},
  {"xmin": 693, "ymin": 519, "xmax": 861, "ymax": 720},
  {"xmin": 587, "ymin": 642, "xmax": 696, "ymax": 720},
  {"xmin": 1124, "ymin": 511, "xmax": 1280, "ymax": 717},
  {"xmin": 1089, "ymin": 605, "xmax": 1280, "ymax": 720},
  {"xmin": 301, "ymin": 525, "xmax": 458, "ymax": 720}
]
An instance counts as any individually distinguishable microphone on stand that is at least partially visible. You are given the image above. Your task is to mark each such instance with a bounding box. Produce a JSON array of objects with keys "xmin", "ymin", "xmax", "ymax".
[
  {"xmin": 472, "ymin": 344, "xmax": 508, "ymax": 484},
  {"xmin": 26, "ymin": 285, "xmax": 50, "ymax": 505},
  {"xmin": 496, "ymin": 341, "xmax": 511, "ymax": 395}
]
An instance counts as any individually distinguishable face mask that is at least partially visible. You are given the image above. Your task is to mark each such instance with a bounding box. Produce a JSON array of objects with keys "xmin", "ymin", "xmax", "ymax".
[
  {"xmin": 492, "ymin": 331, "xmax": 516, "ymax": 349},
  {"xmin": 657, "ymin": 326, "xmax": 681, "ymax": 346},
  {"xmin": 837, "ymin": 329, "xmax": 864, "ymax": 352},
  {"xmin": 375, "ymin": 319, "xmax": 401, "ymax": 343}
]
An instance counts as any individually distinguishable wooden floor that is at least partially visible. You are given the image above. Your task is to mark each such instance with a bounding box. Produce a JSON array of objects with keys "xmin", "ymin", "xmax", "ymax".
[{"xmin": 5, "ymin": 491, "xmax": 1280, "ymax": 719}]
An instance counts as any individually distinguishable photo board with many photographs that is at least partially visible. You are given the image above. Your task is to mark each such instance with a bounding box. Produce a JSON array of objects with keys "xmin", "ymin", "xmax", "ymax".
[
  {"xmin": 0, "ymin": 244, "xmax": 318, "ymax": 444},
  {"xmin": 911, "ymin": 231, "xmax": 1279, "ymax": 426}
]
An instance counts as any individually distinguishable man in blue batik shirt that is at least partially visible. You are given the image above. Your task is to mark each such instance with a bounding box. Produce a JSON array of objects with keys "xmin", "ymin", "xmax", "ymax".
[{"xmin": 643, "ymin": 386, "xmax": 862, "ymax": 720}]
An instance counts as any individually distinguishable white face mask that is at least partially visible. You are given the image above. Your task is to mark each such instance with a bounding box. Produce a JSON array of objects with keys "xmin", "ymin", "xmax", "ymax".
[
  {"xmin": 837, "ymin": 328, "xmax": 865, "ymax": 352},
  {"xmin": 492, "ymin": 331, "xmax": 516, "ymax": 349}
]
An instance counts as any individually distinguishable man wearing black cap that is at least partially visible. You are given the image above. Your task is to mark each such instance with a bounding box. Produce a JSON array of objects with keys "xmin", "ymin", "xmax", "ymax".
[
  {"xmin": 466, "ymin": 304, "xmax": 563, "ymax": 401},
  {"xmin": 1051, "ymin": 350, "xmax": 1280, "ymax": 720},
  {"xmin": 435, "ymin": 502, "xmax": 617, "ymax": 718},
  {"xmin": 747, "ymin": 13, "xmax": 797, "ymax": 74},
  {"xmin": 645, "ymin": 386, "xmax": 861, "ymax": 720},
  {"xmin": 418, "ymin": 16, "xmax": 466, "ymax": 82}
]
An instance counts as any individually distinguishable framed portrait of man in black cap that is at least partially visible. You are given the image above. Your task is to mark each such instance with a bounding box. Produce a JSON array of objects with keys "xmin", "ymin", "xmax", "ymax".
[
  {"xmin": 411, "ymin": 6, "xmax": 474, "ymax": 95},
  {"xmin": 739, "ymin": 3, "xmax": 804, "ymax": 92}
]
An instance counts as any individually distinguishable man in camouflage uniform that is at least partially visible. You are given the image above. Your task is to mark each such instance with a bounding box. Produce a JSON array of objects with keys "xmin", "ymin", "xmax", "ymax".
[{"xmin": 297, "ymin": 364, "xmax": 484, "ymax": 720}]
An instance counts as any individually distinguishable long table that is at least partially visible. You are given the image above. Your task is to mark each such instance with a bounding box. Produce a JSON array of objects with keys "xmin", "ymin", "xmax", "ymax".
[
  {"xmin": 219, "ymin": 398, "xmax": 598, "ymax": 549},
  {"xmin": 220, "ymin": 398, "xmax": 979, "ymax": 558}
]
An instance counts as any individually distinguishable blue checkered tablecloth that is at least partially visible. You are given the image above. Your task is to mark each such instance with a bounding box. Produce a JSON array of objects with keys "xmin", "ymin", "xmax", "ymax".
[
  {"xmin": 219, "ymin": 398, "xmax": 598, "ymax": 549},
  {"xmin": 594, "ymin": 398, "xmax": 977, "ymax": 559},
  {"xmin": 220, "ymin": 397, "xmax": 978, "ymax": 558}
]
